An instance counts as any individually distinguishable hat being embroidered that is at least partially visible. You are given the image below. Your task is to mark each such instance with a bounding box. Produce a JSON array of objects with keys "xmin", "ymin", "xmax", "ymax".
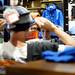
[
  {"xmin": 3, "ymin": 6, "xmax": 34, "ymax": 31},
  {"xmin": 3, "ymin": 7, "xmax": 19, "ymax": 24}
]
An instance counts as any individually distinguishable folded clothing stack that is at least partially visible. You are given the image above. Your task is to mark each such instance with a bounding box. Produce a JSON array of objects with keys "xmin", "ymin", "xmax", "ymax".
[{"xmin": 42, "ymin": 45, "xmax": 75, "ymax": 62}]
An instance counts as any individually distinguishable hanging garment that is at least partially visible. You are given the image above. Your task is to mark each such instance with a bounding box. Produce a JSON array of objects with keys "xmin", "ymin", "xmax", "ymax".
[
  {"xmin": 0, "ymin": 0, "xmax": 4, "ymax": 6},
  {"xmin": 42, "ymin": 4, "xmax": 64, "ymax": 27}
]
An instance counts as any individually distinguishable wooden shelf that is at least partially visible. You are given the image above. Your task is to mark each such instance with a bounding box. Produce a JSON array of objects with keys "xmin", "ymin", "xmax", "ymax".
[
  {"xmin": 41, "ymin": 0, "xmax": 62, "ymax": 3},
  {"xmin": 27, "ymin": 7, "xmax": 45, "ymax": 10}
]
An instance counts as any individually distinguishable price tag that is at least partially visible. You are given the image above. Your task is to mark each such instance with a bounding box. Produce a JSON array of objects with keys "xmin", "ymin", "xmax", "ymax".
[{"xmin": 6, "ymin": 13, "xmax": 19, "ymax": 24}]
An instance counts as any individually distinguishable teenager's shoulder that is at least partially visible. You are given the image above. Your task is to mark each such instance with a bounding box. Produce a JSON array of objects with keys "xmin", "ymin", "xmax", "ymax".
[{"xmin": 0, "ymin": 41, "xmax": 13, "ymax": 48}]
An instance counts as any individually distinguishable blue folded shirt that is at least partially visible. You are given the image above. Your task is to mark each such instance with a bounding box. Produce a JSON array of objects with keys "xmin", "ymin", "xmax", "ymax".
[{"xmin": 42, "ymin": 45, "xmax": 75, "ymax": 62}]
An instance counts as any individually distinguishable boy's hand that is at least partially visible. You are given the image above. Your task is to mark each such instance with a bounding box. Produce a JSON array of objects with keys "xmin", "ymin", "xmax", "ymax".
[{"xmin": 35, "ymin": 17, "xmax": 56, "ymax": 32}]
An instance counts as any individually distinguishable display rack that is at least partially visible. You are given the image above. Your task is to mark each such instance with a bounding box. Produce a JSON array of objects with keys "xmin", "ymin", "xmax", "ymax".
[
  {"xmin": 41, "ymin": 0, "xmax": 62, "ymax": 3},
  {"xmin": 27, "ymin": 7, "xmax": 44, "ymax": 10}
]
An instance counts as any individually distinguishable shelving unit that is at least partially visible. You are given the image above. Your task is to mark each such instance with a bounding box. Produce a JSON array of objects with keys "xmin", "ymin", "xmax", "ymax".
[
  {"xmin": 27, "ymin": 0, "xmax": 63, "ymax": 13},
  {"xmin": 27, "ymin": 7, "xmax": 44, "ymax": 10},
  {"xmin": 63, "ymin": 0, "xmax": 68, "ymax": 31},
  {"xmin": 41, "ymin": 0, "xmax": 62, "ymax": 3},
  {"xmin": 41, "ymin": 0, "xmax": 63, "ymax": 10}
]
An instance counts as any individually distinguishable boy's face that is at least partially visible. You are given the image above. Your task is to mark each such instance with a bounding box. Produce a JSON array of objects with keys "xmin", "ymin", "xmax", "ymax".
[
  {"xmin": 16, "ymin": 28, "xmax": 38, "ymax": 42},
  {"xmin": 14, "ymin": 29, "xmax": 36, "ymax": 41},
  {"xmin": 12, "ymin": 23, "xmax": 39, "ymax": 41},
  {"xmin": 15, "ymin": 30, "xmax": 30, "ymax": 42}
]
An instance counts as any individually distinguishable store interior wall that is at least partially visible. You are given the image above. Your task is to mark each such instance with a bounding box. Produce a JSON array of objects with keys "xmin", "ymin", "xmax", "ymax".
[{"xmin": 1, "ymin": 0, "xmax": 75, "ymax": 42}]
